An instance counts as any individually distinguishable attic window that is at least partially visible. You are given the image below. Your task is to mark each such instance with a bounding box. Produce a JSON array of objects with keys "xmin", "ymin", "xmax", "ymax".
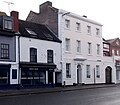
[
  {"xmin": 25, "ymin": 28, "xmax": 37, "ymax": 36},
  {"xmin": 4, "ymin": 19, "xmax": 13, "ymax": 30}
]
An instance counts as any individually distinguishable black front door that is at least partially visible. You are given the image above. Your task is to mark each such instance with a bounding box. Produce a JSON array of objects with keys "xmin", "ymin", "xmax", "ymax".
[
  {"xmin": 106, "ymin": 67, "xmax": 112, "ymax": 84},
  {"xmin": 48, "ymin": 70, "xmax": 53, "ymax": 84}
]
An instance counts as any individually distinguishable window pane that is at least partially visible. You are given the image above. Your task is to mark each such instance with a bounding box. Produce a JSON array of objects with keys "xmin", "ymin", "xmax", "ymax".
[
  {"xmin": 1, "ymin": 43, "xmax": 9, "ymax": 59},
  {"xmin": 30, "ymin": 48, "xmax": 37, "ymax": 62},
  {"xmin": 66, "ymin": 38, "xmax": 70, "ymax": 51},
  {"xmin": 47, "ymin": 50, "xmax": 53, "ymax": 63}
]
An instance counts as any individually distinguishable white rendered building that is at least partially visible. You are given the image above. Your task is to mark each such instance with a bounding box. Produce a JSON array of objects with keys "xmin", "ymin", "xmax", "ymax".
[{"xmin": 26, "ymin": 1, "xmax": 116, "ymax": 86}]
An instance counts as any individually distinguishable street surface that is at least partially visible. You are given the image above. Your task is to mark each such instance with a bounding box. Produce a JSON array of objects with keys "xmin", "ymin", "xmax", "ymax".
[{"xmin": 0, "ymin": 86, "xmax": 120, "ymax": 105}]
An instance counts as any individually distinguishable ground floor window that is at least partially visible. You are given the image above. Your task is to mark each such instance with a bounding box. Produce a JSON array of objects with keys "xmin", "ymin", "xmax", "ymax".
[
  {"xmin": 0, "ymin": 66, "xmax": 10, "ymax": 85},
  {"xmin": 66, "ymin": 63, "xmax": 71, "ymax": 78},
  {"xmin": 21, "ymin": 68, "xmax": 46, "ymax": 85},
  {"xmin": 116, "ymin": 70, "xmax": 120, "ymax": 80},
  {"xmin": 86, "ymin": 65, "xmax": 90, "ymax": 78}
]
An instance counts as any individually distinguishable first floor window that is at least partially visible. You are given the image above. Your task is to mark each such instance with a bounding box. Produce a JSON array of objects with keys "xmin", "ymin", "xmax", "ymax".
[
  {"xmin": 96, "ymin": 65, "xmax": 100, "ymax": 78},
  {"xmin": 66, "ymin": 63, "xmax": 71, "ymax": 78},
  {"xmin": 47, "ymin": 50, "xmax": 54, "ymax": 63},
  {"xmin": 86, "ymin": 65, "xmax": 90, "ymax": 78},
  {"xmin": 1, "ymin": 43, "xmax": 9, "ymax": 59},
  {"xmin": 97, "ymin": 44, "xmax": 100, "ymax": 55},
  {"xmin": 30, "ymin": 48, "xmax": 37, "ymax": 62},
  {"xmin": 77, "ymin": 40, "xmax": 81, "ymax": 53},
  {"xmin": 65, "ymin": 38, "xmax": 70, "ymax": 51}
]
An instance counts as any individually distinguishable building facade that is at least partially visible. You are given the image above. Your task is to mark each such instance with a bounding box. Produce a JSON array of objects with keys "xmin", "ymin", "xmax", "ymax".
[
  {"xmin": 18, "ymin": 20, "xmax": 61, "ymax": 87},
  {"xmin": 105, "ymin": 38, "xmax": 120, "ymax": 83},
  {"xmin": 0, "ymin": 11, "xmax": 19, "ymax": 88},
  {"xmin": 26, "ymin": 1, "xmax": 116, "ymax": 85}
]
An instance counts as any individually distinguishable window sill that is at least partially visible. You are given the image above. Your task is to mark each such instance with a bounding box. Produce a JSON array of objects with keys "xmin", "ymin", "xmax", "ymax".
[
  {"xmin": 76, "ymin": 52, "xmax": 82, "ymax": 55},
  {"xmin": 87, "ymin": 54, "xmax": 92, "ymax": 56},
  {"xmin": 64, "ymin": 27, "xmax": 71, "ymax": 31},
  {"xmin": 75, "ymin": 30, "xmax": 81, "ymax": 33},
  {"xmin": 65, "ymin": 51, "xmax": 71, "ymax": 54}
]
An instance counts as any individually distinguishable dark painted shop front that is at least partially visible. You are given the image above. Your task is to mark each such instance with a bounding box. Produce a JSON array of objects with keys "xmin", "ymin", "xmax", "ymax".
[{"xmin": 20, "ymin": 62, "xmax": 56, "ymax": 87}]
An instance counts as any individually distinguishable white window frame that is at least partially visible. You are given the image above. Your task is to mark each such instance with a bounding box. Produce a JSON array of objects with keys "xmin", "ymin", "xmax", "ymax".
[
  {"xmin": 76, "ymin": 40, "xmax": 81, "ymax": 53},
  {"xmin": 117, "ymin": 50, "xmax": 119, "ymax": 56},
  {"xmin": 65, "ymin": 38, "xmax": 70, "ymax": 52},
  {"xmin": 87, "ymin": 25, "xmax": 91, "ymax": 34},
  {"xmin": 65, "ymin": 19, "xmax": 70, "ymax": 29},
  {"xmin": 86, "ymin": 65, "xmax": 90, "ymax": 78},
  {"xmin": 66, "ymin": 63, "xmax": 71, "ymax": 78},
  {"xmin": 112, "ymin": 49, "xmax": 115, "ymax": 55},
  {"xmin": 96, "ymin": 65, "xmax": 100, "ymax": 78},
  {"xmin": 97, "ymin": 44, "xmax": 100, "ymax": 55},
  {"xmin": 4, "ymin": 19, "xmax": 13, "ymax": 30},
  {"xmin": 88, "ymin": 42, "xmax": 92, "ymax": 55},
  {"xmin": 96, "ymin": 28, "xmax": 100, "ymax": 36},
  {"xmin": 76, "ymin": 22, "xmax": 81, "ymax": 31}
]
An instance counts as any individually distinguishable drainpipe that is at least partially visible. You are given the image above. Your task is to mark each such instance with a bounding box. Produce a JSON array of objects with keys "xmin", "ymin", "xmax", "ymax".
[{"xmin": 93, "ymin": 68, "xmax": 96, "ymax": 84}]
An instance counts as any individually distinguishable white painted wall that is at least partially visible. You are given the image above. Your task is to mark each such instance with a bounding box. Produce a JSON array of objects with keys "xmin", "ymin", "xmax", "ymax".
[
  {"xmin": 20, "ymin": 37, "xmax": 61, "ymax": 71},
  {"xmin": 58, "ymin": 9, "xmax": 114, "ymax": 85}
]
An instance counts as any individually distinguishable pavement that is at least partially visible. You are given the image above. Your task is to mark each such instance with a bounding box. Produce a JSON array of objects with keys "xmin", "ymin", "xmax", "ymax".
[{"xmin": 0, "ymin": 84, "xmax": 116, "ymax": 97}]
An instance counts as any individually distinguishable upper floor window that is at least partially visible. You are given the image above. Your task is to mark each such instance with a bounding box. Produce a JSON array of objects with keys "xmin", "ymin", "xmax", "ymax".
[
  {"xmin": 77, "ymin": 40, "xmax": 81, "ymax": 53},
  {"xmin": 117, "ymin": 50, "xmax": 119, "ymax": 56},
  {"xmin": 96, "ymin": 28, "xmax": 100, "ymax": 36},
  {"xmin": 65, "ymin": 38, "xmax": 70, "ymax": 51},
  {"xmin": 87, "ymin": 25, "xmax": 91, "ymax": 34},
  {"xmin": 88, "ymin": 42, "xmax": 92, "ymax": 54},
  {"xmin": 112, "ymin": 49, "xmax": 115, "ymax": 55},
  {"xmin": 1, "ymin": 43, "xmax": 9, "ymax": 59},
  {"xmin": 76, "ymin": 22, "xmax": 81, "ymax": 31},
  {"xmin": 30, "ymin": 48, "xmax": 37, "ymax": 62},
  {"xmin": 47, "ymin": 50, "xmax": 54, "ymax": 63},
  {"xmin": 4, "ymin": 19, "xmax": 13, "ymax": 30},
  {"xmin": 65, "ymin": 19, "xmax": 70, "ymax": 29},
  {"xmin": 97, "ymin": 44, "xmax": 100, "ymax": 55},
  {"xmin": 66, "ymin": 63, "xmax": 71, "ymax": 78}
]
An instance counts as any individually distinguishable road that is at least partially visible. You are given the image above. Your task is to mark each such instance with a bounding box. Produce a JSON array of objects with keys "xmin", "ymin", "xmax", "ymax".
[{"xmin": 0, "ymin": 86, "xmax": 120, "ymax": 105}]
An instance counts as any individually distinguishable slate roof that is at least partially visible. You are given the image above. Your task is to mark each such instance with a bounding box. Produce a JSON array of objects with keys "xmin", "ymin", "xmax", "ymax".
[
  {"xmin": 106, "ymin": 38, "xmax": 119, "ymax": 44},
  {"xmin": 19, "ymin": 20, "xmax": 61, "ymax": 43},
  {"xmin": 0, "ymin": 30, "xmax": 15, "ymax": 36}
]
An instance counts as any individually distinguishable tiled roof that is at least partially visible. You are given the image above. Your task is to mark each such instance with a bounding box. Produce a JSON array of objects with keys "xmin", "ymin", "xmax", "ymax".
[{"xmin": 19, "ymin": 20, "xmax": 61, "ymax": 43}]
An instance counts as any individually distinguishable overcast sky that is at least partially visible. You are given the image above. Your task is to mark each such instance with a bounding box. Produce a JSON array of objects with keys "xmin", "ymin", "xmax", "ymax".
[{"xmin": 0, "ymin": 0, "xmax": 120, "ymax": 39}]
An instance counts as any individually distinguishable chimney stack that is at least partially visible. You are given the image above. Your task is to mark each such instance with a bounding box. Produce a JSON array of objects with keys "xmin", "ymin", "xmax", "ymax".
[
  {"xmin": 10, "ymin": 11, "xmax": 19, "ymax": 33},
  {"xmin": 39, "ymin": 1, "xmax": 52, "ymax": 13}
]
